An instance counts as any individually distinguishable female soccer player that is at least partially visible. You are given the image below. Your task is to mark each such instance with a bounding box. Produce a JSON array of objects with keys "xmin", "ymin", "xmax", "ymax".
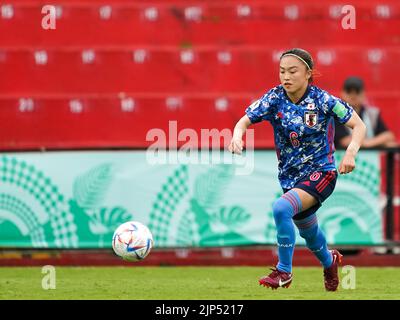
[{"xmin": 228, "ymin": 48, "xmax": 366, "ymax": 291}]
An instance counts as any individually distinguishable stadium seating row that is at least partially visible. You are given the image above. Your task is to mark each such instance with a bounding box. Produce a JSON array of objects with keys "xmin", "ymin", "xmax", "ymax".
[
  {"xmin": 1, "ymin": 48, "xmax": 399, "ymax": 93},
  {"xmin": 1, "ymin": 3, "xmax": 399, "ymax": 46},
  {"xmin": 0, "ymin": 95, "xmax": 398, "ymax": 149}
]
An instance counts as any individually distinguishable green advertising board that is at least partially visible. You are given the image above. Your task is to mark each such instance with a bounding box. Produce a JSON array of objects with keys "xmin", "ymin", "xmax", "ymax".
[{"xmin": 0, "ymin": 150, "xmax": 382, "ymax": 248}]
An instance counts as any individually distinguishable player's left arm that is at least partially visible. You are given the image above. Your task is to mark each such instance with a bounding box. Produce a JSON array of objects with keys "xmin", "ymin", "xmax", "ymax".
[{"xmin": 339, "ymin": 112, "xmax": 367, "ymax": 174}]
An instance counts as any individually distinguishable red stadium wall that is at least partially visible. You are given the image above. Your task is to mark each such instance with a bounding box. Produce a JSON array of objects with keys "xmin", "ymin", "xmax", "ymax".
[{"xmin": 0, "ymin": 0, "xmax": 399, "ymax": 150}]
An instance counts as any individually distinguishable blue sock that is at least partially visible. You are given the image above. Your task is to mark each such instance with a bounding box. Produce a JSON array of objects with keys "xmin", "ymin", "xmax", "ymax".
[
  {"xmin": 272, "ymin": 190, "xmax": 302, "ymax": 273},
  {"xmin": 293, "ymin": 214, "xmax": 333, "ymax": 268}
]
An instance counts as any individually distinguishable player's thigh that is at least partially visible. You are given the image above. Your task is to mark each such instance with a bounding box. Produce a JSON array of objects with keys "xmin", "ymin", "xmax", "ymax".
[{"xmin": 291, "ymin": 188, "xmax": 318, "ymax": 212}]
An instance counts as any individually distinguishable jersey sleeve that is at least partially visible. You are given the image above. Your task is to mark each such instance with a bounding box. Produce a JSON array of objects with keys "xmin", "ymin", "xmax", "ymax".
[
  {"xmin": 245, "ymin": 89, "xmax": 278, "ymax": 123},
  {"xmin": 322, "ymin": 92, "xmax": 354, "ymax": 124}
]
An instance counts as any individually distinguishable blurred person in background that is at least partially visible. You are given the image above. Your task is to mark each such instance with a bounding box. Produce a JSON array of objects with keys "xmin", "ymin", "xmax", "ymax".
[{"xmin": 335, "ymin": 76, "xmax": 397, "ymax": 149}]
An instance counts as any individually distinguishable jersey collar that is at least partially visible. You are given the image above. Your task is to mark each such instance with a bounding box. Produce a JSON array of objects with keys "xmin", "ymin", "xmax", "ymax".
[{"xmin": 284, "ymin": 85, "xmax": 311, "ymax": 105}]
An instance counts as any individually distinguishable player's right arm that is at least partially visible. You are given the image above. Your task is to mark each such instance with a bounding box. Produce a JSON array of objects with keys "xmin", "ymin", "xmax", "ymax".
[
  {"xmin": 229, "ymin": 88, "xmax": 278, "ymax": 154},
  {"xmin": 228, "ymin": 115, "xmax": 252, "ymax": 154}
]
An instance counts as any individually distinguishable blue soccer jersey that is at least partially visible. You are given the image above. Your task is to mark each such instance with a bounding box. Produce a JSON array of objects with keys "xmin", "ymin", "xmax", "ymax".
[{"xmin": 246, "ymin": 85, "xmax": 354, "ymax": 189}]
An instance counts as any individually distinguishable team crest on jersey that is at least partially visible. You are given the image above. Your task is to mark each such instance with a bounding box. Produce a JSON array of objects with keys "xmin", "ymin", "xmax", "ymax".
[{"xmin": 304, "ymin": 111, "xmax": 318, "ymax": 128}]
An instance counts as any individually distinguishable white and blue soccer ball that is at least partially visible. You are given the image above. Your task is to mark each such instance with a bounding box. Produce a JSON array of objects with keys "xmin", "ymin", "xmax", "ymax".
[{"xmin": 112, "ymin": 221, "xmax": 153, "ymax": 262}]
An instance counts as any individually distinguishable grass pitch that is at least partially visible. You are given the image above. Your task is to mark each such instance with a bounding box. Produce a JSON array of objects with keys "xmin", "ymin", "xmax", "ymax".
[{"xmin": 0, "ymin": 266, "xmax": 399, "ymax": 300}]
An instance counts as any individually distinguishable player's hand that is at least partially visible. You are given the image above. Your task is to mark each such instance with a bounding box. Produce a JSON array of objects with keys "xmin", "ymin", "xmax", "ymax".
[
  {"xmin": 339, "ymin": 152, "xmax": 356, "ymax": 174},
  {"xmin": 228, "ymin": 137, "xmax": 243, "ymax": 155}
]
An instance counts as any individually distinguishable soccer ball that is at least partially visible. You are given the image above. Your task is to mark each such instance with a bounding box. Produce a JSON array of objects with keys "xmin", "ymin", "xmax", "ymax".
[{"xmin": 112, "ymin": 221, "xmax": 154, "ymax": 262}]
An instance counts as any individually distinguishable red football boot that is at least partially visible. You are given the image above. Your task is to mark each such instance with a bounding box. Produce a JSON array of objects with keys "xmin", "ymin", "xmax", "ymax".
[
  {"xmin": 259, "ymin": 267, "xmax": 293, "ymax": 290},
  {"xmin": 323, "ymin": 249, "xmax": 343, "ymax": 291}
]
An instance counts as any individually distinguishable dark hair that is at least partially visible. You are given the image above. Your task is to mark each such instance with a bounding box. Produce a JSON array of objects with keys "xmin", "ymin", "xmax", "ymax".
[
  {"xmin": 343, "ymin": 76, "xmax": 364, "ymax": 93},
  {"xmin": 280, "ymin": 48, "xmax": 314, "ymax": 83}
]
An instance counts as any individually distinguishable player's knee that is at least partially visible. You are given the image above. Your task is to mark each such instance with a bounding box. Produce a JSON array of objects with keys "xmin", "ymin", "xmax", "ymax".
[{"xmin": 272, "ymin": 198, "xmax": 293, "ymax": 223}]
